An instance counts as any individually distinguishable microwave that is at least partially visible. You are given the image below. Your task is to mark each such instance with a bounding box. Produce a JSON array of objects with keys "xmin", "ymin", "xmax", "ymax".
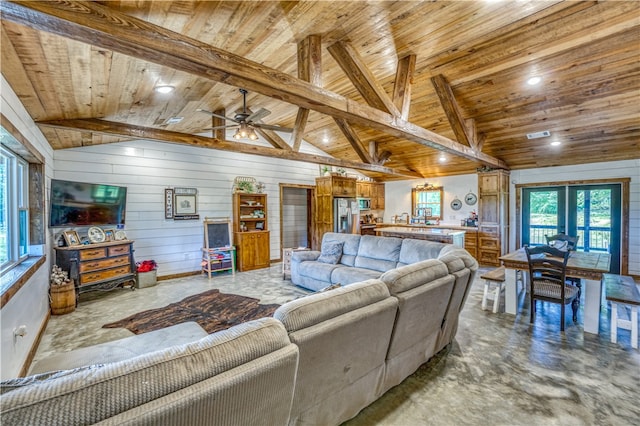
[{"xmin": 357, "ymin": 198, "xmax": 371, "ymax": 210}]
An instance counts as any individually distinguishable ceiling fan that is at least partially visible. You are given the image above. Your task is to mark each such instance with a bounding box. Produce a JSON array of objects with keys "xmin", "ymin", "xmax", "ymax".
[{"xmin": 197, "ymin": 89, "xmax": 293, "ymax": 140}]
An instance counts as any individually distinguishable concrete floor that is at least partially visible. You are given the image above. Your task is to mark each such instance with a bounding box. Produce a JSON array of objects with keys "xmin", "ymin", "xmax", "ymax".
[{"xmin": 32, "ymin": 264, "xmax": 640, "ymax": 425}]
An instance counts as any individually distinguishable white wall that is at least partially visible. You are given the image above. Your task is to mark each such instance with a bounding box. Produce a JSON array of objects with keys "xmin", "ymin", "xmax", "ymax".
[
  {"xmin": 1, "ymin": 76, "xmax": 55, "ymax": 380},
  {"xmin": 53, "ymin": 141, "xmax": 320, "ymax": 277},
  {"xmin": 384, "ymin": 174, "xmax": 479, "ymax": 226},
  {"xmin": 384, "ymin": 161, "xmax": 640, "ymax": 276}
]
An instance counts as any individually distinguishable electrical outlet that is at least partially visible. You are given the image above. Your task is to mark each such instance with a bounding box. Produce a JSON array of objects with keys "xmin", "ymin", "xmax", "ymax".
[{"xmin": 450, "ymin": 215, "xmax": 456, "ymax": 220}]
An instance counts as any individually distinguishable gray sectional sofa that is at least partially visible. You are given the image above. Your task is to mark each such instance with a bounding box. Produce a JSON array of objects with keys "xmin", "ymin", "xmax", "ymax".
[
  {"xmin": 291, "ymin": 232, "xmax": 463, "ymax": 291},
  {"xmin": 1, "ymin": 234, "xmax": 477, "ymax": 426}
]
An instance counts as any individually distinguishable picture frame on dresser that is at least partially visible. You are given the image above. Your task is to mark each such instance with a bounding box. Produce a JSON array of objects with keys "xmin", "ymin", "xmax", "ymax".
[
  {"xmin": 62, "ymin": 230, "xmax": 80, "ymax": 246},
  {"xmin": 104, "ymin": 229, "xmax": 115, "ymax": 242}
]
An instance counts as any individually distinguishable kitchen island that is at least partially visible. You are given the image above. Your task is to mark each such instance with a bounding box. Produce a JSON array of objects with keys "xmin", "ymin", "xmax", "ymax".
[{"xmin": 375, "ymin": 226, "xmax": 465, "ymax": 248}]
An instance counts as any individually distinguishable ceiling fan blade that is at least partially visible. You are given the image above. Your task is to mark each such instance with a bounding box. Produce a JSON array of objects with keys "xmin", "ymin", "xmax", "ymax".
[
  {"xmin": 246, "ymin": 108, "xmax": 271, "ymax": 122},
  {"xmin": 196, "ymin": 108, "xmax": 238, "ymax": 123},
  {"xmin": 252, "ymin": 123, "xmax": 294, "ymax": 133},
  {"xmin": 201, "ymin": 125, "xmax": 239, "ymax": 130}
]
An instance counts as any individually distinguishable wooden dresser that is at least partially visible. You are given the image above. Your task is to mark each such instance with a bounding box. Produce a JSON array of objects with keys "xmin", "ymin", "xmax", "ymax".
[{"xmin": 55, "ymin": 240, "xmax": 135, "ymax": 295}]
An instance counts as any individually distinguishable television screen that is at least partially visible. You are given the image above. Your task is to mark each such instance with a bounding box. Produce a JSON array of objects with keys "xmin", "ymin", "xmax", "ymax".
[{"xmin": 49, "ymin": 179, "xmax": 127, "ymax": 227}]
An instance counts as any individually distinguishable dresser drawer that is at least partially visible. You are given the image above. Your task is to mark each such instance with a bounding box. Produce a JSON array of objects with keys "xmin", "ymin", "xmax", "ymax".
[
  {"xmin": 108, "ymin": 244, "xmax": 131, "ymax": 257},
  {"xmin": 80, "ymin": 247, "xmax": 108, "ymax": 260},
  {"xmin": 80, "ymin": 265, "xmax": 131, "ymax": 285},
  {"xmin": 79, "ymin": 255, "xmax": 130, "ymax": 273}
]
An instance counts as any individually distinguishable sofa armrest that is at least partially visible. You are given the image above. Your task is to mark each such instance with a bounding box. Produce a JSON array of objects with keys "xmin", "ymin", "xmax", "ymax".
[{"xmin": 292, "ymin": 250, "xmax": 320, "ymax": 263}]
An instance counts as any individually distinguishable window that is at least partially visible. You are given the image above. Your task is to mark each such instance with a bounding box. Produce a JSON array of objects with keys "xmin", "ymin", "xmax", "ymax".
[
  {"xmin": 1, "ymin": 144, "xmax": 29, "ymax": 273},
  {"xmin": 411, "ymin": 185, "xmax": 444, "ymax": 221}
]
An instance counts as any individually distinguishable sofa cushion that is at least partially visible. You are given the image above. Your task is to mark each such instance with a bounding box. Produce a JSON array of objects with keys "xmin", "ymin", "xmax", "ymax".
[
  {"xmin": 297, "ymin": 260, "xmax": 342, "ymax": 284},
  {"xmin": 0, "ymin": 318, "xmax": 294, "ymax": 426},
  {"xmin": 380, "ymin": 259, "xmax": 449, "ymax": 294},
  {"xmin": 354, "ymin": 235, "xmax": 402, "ymax": 272},
  {"xmin": 274, "ymin": 279, "xmax": 392, "ymax": 331},
  {"xmin": 318, "ymin": 241, "xmax": 344, "ymax": 264},
  {"xmin": 397, "ymin": 238, "xmax": 447, "ymax": 266},
  {"xmin": 331, "ymin": 266, "xmax": 383, "ymax": 286},
  {"xmin": 321, "ymin": 233, "xmax": 361, "ymax": 267}
]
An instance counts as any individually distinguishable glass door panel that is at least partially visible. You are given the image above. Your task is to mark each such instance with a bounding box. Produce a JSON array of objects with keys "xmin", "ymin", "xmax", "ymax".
[{"xmin": 522, "ymin": 187, "xmax": 566, "ymax": 247}]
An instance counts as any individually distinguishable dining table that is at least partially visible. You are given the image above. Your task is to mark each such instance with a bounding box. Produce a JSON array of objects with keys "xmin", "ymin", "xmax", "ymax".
[{"xmin": 498, "ymin": 248, "xmax": 611, "ymax": 334}]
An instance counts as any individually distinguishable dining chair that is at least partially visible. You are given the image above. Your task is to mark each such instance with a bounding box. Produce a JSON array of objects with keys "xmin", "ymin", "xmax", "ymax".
[
  {"xmin": 545, "ymin": 233, "xmax": 581, "ymax": 295},
  {"xmin": 525, "ymin": 245, "xmax": 579, "ymax": 332}
]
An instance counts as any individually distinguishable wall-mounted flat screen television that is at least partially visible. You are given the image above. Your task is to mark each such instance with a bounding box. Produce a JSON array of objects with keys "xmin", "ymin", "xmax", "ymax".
[{"xmin": 49, "ymin": 179, "xmax": 127, "ymax": 227}]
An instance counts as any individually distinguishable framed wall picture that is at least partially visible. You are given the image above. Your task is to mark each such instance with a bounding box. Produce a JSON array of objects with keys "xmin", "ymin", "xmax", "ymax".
[
  {"xmin": 63, "ymin": 230, "xmax": 81, "ymax": 246},
  {"xmin": 175, "ymin": 194, "xmax": 197, "ymax": 215},
  {"xmin": 164, "ymin": 188, "xmax": 174, "ymax": 219}
]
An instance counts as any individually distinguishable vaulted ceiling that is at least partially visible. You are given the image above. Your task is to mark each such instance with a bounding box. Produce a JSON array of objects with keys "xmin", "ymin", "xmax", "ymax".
[{"xmin": 1, "ymin": 1, "xmax": 639, "ymax": 180}]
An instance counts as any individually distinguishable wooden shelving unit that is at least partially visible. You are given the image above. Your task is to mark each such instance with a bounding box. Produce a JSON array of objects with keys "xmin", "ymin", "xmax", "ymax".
[{"xmin": 232, "ymin": 193, "xmax": 270, "ymax": 271}]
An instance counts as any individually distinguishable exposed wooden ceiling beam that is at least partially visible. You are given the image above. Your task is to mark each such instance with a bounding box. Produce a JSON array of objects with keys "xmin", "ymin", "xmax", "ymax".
[
  {"xmin": 333, "ymin": 118, "xmax": 374, "ymax": 164},
  {"xmin": 368, "ymin": 141, "xmax": 392, "ymax": 166},
  {"xmin": 37, "ymin": 118, "xmax": 422, "ymax": 178},
  {"xmin": 291, "ymin": 35, "xmax": 321, "ymax": 152},
  {"xmin": 327, "ymin": 41, "xmax": 401, "ymax": 117},
  {"xmin": 0, "ymin": 1, "xmax": 508, "ymax": 170},
  {"xmin": 211, "ymin": 109, "xmax": 226, "ymax": 141},
  {"xmin": 254, "ymin": 128, "xmax": 292, "ymax": 151},
  {"xmin": 392, "ymin": 55, "xmax": 416, "ymax": 121},
  {"xmin": 431, "ymin": 74, "xmax": 478, "ymax": 150}
]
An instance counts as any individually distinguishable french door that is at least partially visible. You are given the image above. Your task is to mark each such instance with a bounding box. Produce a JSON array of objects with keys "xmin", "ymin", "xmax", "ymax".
[{"xmin": 522, "ymin": 184, "xmax": 621, "ymax": 273}]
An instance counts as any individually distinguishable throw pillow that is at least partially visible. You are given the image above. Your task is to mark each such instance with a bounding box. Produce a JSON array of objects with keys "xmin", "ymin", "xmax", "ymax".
[{"xmin": 317, "ymin": 241, "xmax": 344, "ymax": 265}]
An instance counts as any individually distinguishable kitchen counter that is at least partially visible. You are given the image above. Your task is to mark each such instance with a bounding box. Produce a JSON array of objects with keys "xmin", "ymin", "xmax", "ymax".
[
  {"xmin": 376, "ymin": 223, "xmax": 478, "ymax": 231},
  {"xmin": 375, "ymin": 226, "xmax": 466, "ymax": 248}
]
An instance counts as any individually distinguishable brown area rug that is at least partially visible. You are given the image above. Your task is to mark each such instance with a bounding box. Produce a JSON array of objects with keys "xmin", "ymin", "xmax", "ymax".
[{"xmin": 102, "ymin": 289, "xmax": 280, "ymax": 335}]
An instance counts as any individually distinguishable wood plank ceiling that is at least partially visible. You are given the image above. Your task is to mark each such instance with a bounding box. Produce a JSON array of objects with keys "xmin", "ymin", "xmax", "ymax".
[{"xmin": 1, "ymin": 1, "xmax": 639, "ymax": 180}]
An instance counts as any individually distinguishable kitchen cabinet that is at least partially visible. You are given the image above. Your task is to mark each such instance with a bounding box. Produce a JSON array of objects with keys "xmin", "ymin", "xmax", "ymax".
[
  {"xmin": 371, "ymin": 182, "xmax": 385, "ymax": 210},
  {"xmin": 356, "ymin": 182, "xmax": 371, "ymax": 198},
  {"xmin": 477, "ymin": 169, "xmax": 509, "ymax": 266}
]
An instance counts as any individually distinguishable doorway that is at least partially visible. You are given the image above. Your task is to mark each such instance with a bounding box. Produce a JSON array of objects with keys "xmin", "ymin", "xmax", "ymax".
[
  {"xmin": 280, "ymin": 184, "xmax": 314, "ymax": 259},
  {"xmin": 521, "ymin": 183, "xmax": 623, "ymax": 274}
]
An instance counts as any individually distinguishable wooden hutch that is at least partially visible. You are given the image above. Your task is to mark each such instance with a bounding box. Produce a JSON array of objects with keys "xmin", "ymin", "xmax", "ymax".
[
  {"xmin": 477, "ymin": 169, "xmax": 510, "ymax": 266},
  {"xmin": 233, "ymin": 192, "xmax": 270, "ymax": 271}
]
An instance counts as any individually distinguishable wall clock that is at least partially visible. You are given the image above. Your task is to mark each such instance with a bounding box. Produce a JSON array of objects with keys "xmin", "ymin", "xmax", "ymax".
[
  {"xmin": 464, "ymin": 192, "xmax": 478, "ymax": 206},
  {"xmin": 450, "ymin": 198, "xmax": 462, "ymax": 211}
]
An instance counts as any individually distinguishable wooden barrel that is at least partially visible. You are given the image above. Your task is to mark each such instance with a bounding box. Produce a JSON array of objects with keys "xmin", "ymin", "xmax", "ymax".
[{"xmin": 50, "ymin": 281, "xmax": 76, "ymax": 315}]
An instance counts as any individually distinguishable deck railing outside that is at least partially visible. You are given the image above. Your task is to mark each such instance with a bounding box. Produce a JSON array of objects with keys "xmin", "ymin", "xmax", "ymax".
[{"xmin": 529, "ymin": 225, "xmax": 610, "ymax": 252}]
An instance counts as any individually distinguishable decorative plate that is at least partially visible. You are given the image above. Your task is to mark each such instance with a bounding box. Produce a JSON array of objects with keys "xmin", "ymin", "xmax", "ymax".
[
  {"xmin": 464, "ymin": 192, "xmax": 478, "ymax": 206},
  {"xmin": 115, "ymin": 230, "xmax": 127, "ymax": 241},
  {"xmin": 450, "ymin": 198, "xmax": 463, "ymax": 211},
  {"xmin": 88, "ymin": 226, "xmax": 106, "ymax": 243}
]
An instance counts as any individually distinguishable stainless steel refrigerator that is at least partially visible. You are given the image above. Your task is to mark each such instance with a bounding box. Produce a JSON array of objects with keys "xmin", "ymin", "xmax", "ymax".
[{"xmin": 334, "ymin": 198, "xmax": 359, "ymax": 234}]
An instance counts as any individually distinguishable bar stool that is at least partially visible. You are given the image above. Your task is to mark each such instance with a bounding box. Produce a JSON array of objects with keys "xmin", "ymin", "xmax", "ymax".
[{"xmin": 481, "ymin": 267, "xmax": 506, "ymax": 313}]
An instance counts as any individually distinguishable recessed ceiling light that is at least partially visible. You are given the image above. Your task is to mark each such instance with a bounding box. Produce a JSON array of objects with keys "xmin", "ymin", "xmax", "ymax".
[
  {"xmin": 550, "ymin": 141, "xmax": 561, "ymax": 146},
  {"xmin": 322, "ymin": 136, "xmax": 329, "ymax": 143},
  {"xmin": 439, "ymin": 154, "xmax": 447, "ymax": 163},
  {"xmin": 154, "ymin": 85, "xmax": 175, "ymax": 94},
  {"xmin": 527, "ymin": 76, "xmax": 541, "ymax": 85}
]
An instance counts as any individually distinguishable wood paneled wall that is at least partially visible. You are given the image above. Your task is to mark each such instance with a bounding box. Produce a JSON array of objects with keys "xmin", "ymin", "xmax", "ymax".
[{"xmin": 52, "ymin": 140, "xmax": 320, "ymax": 277}]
